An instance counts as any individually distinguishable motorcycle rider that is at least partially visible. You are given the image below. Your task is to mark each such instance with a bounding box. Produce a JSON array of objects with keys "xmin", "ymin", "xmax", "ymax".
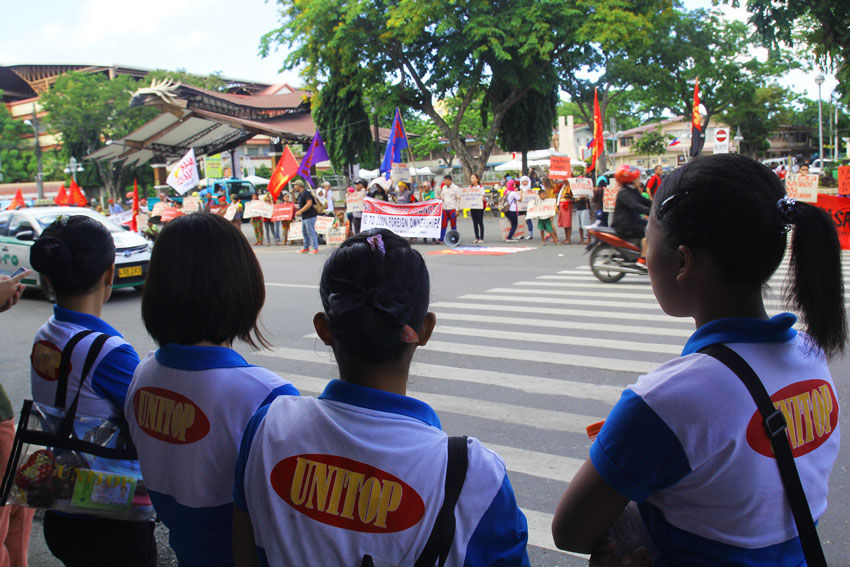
[{"xmin": 611, "ymin": 164, "xmax": 652, "ymax": 265}]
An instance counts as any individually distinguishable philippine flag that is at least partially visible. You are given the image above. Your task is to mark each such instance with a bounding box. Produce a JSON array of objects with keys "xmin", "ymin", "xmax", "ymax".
[{"xmin": 668, "ymin": 137, "xmax": 681, "ymax": 147}]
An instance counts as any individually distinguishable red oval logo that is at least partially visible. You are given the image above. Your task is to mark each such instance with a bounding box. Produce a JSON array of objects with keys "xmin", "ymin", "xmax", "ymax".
[
  {"xmin": 133, "ymin": 387, "xmax": 210, "ymax": 444},
  {"xmin": 747, "ymin": 379, "xmax": 838, "ymax": 458},
  {"xmin": 31, "ymin": 341, "xmax": 62, "ymax": 382},
  {"xmin": 271, "ymin": 454, "xmax": 425, "ymax": 533}
]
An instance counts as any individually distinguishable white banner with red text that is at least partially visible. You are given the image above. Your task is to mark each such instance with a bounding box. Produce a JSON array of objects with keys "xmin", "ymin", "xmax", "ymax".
[{"xmin": 361, "ymin": 197, "xmax": 443, "ymax": 238}]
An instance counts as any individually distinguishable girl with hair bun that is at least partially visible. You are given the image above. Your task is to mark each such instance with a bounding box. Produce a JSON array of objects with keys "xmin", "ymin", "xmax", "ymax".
[
  {"xmin": 233, "ymin": 229, "xmax": 530, "ymax": 566},
  {"xmin": 553, "ymin": 154, "xmax": 846, "ymax": 565},
  {"xmin": 29, "ymin": 215, "xmax": 157, "ymax": 566}
]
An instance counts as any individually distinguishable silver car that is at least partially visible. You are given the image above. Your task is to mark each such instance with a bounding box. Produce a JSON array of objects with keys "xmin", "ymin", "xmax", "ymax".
[{"xmin": 0, "ymin": 206, "xmax": 152, "ymax": 300}]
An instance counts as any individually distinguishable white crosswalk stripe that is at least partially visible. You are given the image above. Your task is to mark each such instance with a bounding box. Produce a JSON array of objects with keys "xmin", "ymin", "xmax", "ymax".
[{"xmin": 254, "ymin": 258, "xmax": 850, "ymax": 561}]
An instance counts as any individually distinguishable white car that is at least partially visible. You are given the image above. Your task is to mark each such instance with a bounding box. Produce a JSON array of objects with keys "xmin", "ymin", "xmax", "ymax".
[
  {"xmin": 809, "ymin": 159, "xmax": 836, "ymax": 175},
  {"xmin": 0, "ymin": 206, "xmax": 151, "ymax": 300}
]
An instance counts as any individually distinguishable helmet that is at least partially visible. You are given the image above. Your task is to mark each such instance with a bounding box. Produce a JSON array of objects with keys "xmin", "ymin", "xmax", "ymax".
[{"xmin": 614, "ymin": 165, "xmax": 641, "ymax": 185}]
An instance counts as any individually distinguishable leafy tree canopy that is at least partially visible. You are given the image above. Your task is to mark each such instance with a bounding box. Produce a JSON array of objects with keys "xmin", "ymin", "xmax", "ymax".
[
  {"xmin": 0, "ymin": 94, "xmax": 36, "ymax": 183},
  {"xmin": 313, "ymin": 72, "xmax": 375, "ymax": 174}
]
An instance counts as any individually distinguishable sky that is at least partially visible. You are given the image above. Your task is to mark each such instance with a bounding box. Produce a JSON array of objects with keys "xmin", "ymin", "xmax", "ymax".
[{"xmin": 0, "ymin": 0, "xmax": 839, "ymax": 101}]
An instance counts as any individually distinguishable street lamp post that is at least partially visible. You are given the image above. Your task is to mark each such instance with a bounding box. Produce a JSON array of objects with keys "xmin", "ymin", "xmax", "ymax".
[
  {"xmin": 64, "ymin": 157, "xmax": 84, "ymax": 183},
  {"xmin": 23, "ymin": 106, "xmax": 44, "ymax": 200},
  {"xmin": 815, "ymin": 74, "xmax": 825, "ymax": 169},
  {"xmin": 733, "ymin": 127, "xmax": 744, "ymax": 154}
]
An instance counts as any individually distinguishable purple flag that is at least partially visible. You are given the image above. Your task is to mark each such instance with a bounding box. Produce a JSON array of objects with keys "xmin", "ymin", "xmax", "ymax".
[{"xmin": 297, "ymin": 130, "xmax": 330, "ymax": 188}]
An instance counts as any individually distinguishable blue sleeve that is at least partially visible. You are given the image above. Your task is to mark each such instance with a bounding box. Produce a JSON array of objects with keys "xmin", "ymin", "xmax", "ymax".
[
  {"xmin": 258, "ymin": 383, "xmax": 299, "ymax": 409},
  {"xmin": 233, "ymin": 403, "xmax": 272, "ymax": 511},
  {"xmin": 91, "ymin": 343, "xmax": 140, "ymax": 410},
  {"xmin": 590, "ymin": 389, "xmax": 691, "ymax": 502},
  {"xmin": 463, "ymin": 475, "xmax": 530, "ymax": 567}
]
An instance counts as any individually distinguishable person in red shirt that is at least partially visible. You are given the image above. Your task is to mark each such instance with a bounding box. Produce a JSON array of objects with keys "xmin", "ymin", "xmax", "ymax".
[{"xmin": 646, "ymin": 165, "xmax": 663, "ymax": 199}]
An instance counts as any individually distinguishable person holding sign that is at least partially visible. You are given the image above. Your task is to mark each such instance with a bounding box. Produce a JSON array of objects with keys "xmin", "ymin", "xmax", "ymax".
[
  {"xmin": 262, "ymin": 193, "xmax": 281, "ymax": 246},
  {"xmin": 504, "ymin": 180, "xmax": 522, "ymax": 242},
  {"xmin": 249, "ymin": 193, "xmax": 264, "ymax": 246},
  {"xmin": 536, "ymin": 188, "xmax": 560, "ymax": 245},
  {"xmin": 229, "ymin": 193, "xmax": 243, "ymax": 230},
  {"xmin": 557, "ymin": 183, "xmax": 574, "ymax": 244},
  {"xmin": 438, "ymin": 175, "xmax": 461, "ymax": 242},
  {"xmin": 232, "ymin": 230, "xmax": 530, "ymax": 567},
  {"xmin": 468, "ymin": 173, "xmax": 487, "ymax": 243}
]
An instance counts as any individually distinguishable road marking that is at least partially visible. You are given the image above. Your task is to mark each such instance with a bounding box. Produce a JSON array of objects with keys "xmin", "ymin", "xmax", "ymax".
[
  {"xmin": 488, "ymin": 287, "xmax": 658, "ymax": 301},
  {"xmin": 256, "ymin": 346, "xmax": 625, "ymax": 403},
  {"xmin": 431, "ymin": 301, "xmax": 692, "ymax": 324},
  {"xmin": 266, "ymin": 283, "xmax": 319, "ymax": 289},
  {"xmin": 434, "ymin": 325, "xmax": 682, "ymax": 354},
  {"xmin": 517, "ymin": 280, "xmax": 652, "ymax": 289},
  {"xmin": 485, "ymin": 443, "xmax": 583, "ymax": 482},
  {"xmin": 459, "ymin": 294, "xmax": 667, "ymax": 311},
  {"xmin": 536, "ymin": 274, "xmax": 650, "ymax": 285},
  {"xmin": 434, "ymin": 311, "xmax": 692, "ymax": 337}
]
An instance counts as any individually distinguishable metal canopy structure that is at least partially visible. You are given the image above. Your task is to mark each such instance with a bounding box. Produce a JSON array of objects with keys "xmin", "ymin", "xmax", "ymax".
[{"xmin": 87, "ymin": 81, "xmax": 316, "ymax": 166}]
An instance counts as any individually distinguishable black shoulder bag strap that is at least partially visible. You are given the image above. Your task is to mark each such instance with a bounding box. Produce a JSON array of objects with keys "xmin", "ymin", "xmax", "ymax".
[
  {"xmin": 700, "ymin": 344, "xmax": 828, "ymax": 567},
  {"xmin": 53, "ymin": 329, "xmax": 96, "ymax": 408},
  {"xmin": 414, "ymin": 436, "xmax": 469, "ymax": 567},
  {"xmin": 56, "ymin": 333, "xmax": 111, "ymax": 440}
]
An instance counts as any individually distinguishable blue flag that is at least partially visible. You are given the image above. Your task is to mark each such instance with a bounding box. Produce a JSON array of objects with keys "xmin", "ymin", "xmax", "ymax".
[
  {"xmin": 381, "ymin": 108, "xmax": 409, "ymax": 176},
  {"xmin": 297, "ymin": 130, "xmax": 330, "ymax": 188}
]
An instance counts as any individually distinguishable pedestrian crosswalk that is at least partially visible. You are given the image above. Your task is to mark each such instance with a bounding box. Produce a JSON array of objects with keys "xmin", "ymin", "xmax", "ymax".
[{"xmin": 250, "ymin": 251, "xmax": 850, "ymax": 565}]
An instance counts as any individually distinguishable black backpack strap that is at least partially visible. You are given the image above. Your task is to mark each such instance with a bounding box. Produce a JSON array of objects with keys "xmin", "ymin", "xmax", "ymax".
[
  {"xmin": 53, "ymin": 330, "xmax": 96, "ymax": 408},
  {"xmin": 700, "ymin": 344, "xmax": 827, "ymax": 567},
  {"xmin": 415, "ymin": 436, "xmax": 469, "ymax": 567},
  {"xmin": 57, "ymin": 333, "xmax": 111, "ymax": 439}
]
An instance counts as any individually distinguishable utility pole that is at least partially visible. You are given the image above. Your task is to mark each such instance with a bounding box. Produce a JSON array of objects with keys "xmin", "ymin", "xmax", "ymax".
[{"xmin": 24, "ymin": 106, "xmax": 44, "ymax": 199}]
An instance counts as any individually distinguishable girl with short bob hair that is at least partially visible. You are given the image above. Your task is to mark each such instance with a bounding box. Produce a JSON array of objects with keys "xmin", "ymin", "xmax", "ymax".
[
  {"xmin": 553, "ymin": 154, "xmax": 845, "ymax": 565},
  {"xmin": 29, "ymin": 215, "xmax": 157, "ymax": 566},
  {"xmin": 126, "ymin": 213, "xmax": 297, "ymax": 566},
  {"xmin": 233, "ymin": 229, "xmax": 530, "ymax": 566}
]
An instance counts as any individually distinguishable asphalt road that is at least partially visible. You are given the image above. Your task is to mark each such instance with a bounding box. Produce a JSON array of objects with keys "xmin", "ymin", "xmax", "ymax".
[{"xmin": 3, "ymin": 214, "xmax": 849, "ymax": 566}]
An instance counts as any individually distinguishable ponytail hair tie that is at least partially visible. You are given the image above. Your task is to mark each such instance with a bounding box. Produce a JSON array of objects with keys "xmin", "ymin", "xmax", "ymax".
[{"xmin": 777, "ymin": 196, "xmax": 797, "ymax": 233}]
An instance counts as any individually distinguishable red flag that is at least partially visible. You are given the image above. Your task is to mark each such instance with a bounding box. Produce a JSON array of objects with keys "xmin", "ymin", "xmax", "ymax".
[
  {"xmin": 690, "ymin": 77, "xmax": 703, "ymax": 158},
  {"xmin": 54, "ymin": 185, "xmax": 69, "ymax": 206},
  {"xmin": 268, "ymin": 146, "xmax": 300, "ymax": 201},
  {"xmin": 586, "ymin": 88, "xmax": 604, "ymax": 173},
  {"xmin": 69, "ymin": 178, "xmax": 87, "ymax": 207},
  {"xmin": 130, "ymin": 179, "xmax": 139, "ymax": 232},
  {"xmin": 6, "ymin": 189, "xmax": 25, "ymax": 210}
]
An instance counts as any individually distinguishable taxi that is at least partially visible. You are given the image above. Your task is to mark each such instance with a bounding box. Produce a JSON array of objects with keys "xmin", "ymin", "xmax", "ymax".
[{"xmin": 0, "ymin": 206, "xmax": 151, "ymax": 300}]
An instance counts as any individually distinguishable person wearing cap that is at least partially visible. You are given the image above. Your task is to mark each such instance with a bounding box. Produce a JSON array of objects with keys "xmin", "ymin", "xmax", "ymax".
[
  {"xmin": 108, "ymin": 198, "xmax": 123, "ymax": 215},
  {"xmin": 394, "ymin": 181, "xmax": 413, "ymax": 204},
  {"xmin": 293, "ymin": 179, "xmax": 319, "ymax": 254}
]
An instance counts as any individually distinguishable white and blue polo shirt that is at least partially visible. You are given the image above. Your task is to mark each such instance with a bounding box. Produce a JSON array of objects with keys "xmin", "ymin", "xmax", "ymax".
[
  {"xmin": 591, "ymin": 314, "xmax": 840, "ymax": 565},
  {"xmin": 126, "ymin": 344, "xmax": 298, "ymax": 567},
  {"xmin": 31, "ymin": 305, "xmax": 140, "ymax": 419},
  {"xmin": 234, "ymin": 379, "xmax": 530, "ymax": 567}
]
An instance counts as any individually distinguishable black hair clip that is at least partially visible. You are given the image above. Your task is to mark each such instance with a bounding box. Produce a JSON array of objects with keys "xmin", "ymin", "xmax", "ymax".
[{"xmin": 777, "ymin": 196, "xmax": 797, "ymax": 233}]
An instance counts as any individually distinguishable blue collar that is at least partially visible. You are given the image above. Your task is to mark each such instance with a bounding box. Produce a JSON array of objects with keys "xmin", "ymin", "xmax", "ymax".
[
  {"xmin": 682, "ymin": 313, "xmax": 797, "ymax": 356},
  {"xmin": 319, "ymin": 380, "xmax": 442, "ymax": 430},
  {"xmin": 155, "ymin": 343, "xmax": 252, "ymax": 371},
  {"xmin": 53, "ymin": 305, "xmax": 122, "ymax": 337}
]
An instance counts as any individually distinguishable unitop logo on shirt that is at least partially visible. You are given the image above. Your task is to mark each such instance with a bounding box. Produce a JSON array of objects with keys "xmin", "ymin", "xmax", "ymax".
[
  {"xmin": 747, "ymin": 379, "xmax": 838, "ymax": 458},
  {"xmin": 271, "ymin": 454, "xmax": 425, "ymax": 533},
  {"xmin": 133, "ymin": 387, "xmax": 210, "ymax": 444},
  {"xmin": 31, "ymin": 341, "xmax": 62, "ymax": 381}
]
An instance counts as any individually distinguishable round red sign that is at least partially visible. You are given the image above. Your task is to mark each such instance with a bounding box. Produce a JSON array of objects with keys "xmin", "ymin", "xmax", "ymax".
[{"xmin": 715, "ymin": 129, "xmax": 728, "ymax": 142}]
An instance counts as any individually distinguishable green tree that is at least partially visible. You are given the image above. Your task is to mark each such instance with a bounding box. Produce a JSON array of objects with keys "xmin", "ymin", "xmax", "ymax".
[
  {"xmin": 406, "ymin": 93, "xmax": 492, "ymax": 168},
  {"xmin": 497, "ymin": 78, "xmax": 559, "ymax": 174},
  {"xmin": 722, "ymin": 84, "xmax": 798, "ymax": 157},
  {"xmin": 261, "ymin": 0, "xmax": 567, "ymax": 179},
  {"xmin": 630, "ymin": 126, "xmax": 669, "ymax": 167},
  {"xmin": 0, "ymin": 97, "xmax": 35, "ymax": 183},
  {"xmin": 39, "ymin": 72, "xmax": 157, "ymax": 200},
  {"xmin": 313, "ymin": 72, "xmax": 375, "ymax": 180},
  {"xmin": 147, "ymin": 68, "xmax": 228, "ymax": 92}
]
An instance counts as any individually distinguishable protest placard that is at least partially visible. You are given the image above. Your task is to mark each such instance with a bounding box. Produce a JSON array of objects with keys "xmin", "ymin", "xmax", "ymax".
[
  {"xmin": 459, "ymin": 187, "xmax": 484, "ymax": 209},
  {"xmin": 244, "ymin": 200, "xmax": 274, "ymax": 219},
  {"xmin": 839, "ymin": 166, "xmax": 850, "ymax": 196},
  {"xmin": 499, "ymin": 215, "xmax": 527, "ymax": 240},
  {"xmin": 390, "ymin": 163, "xmax": 412, "ymax": 183},
  {"xmin": 289, "ymin": 220, "xmax": 303, "ymax": 241},
  {"xmin": 346, "ymin": 191, "xmax": 365, "ymax": 213},
  {"xmin": 182, "ymin": 196, "xmax": 200, "ymax": 212},
  {"xmin": 517, "ymin": 188, "xmax": 537, "ymax": 211},
  {"xmin": 361, "ymin": 197, "xmax": 443, "ymax": 238},
  {"xmin": 224, "ymin": 204, "xmax": 238, "ymax": 221},
  {"xmin": 568, "ymin": 177, "xmax": 594, "ymax": 198},
  {"xmin": 209, "ymin": 206, "xmax": 224, "ymax": 216},
  {"xmin": 525, "ymin": 198, "xmax": 557, "ymax": 219},
  {"xmin": 272, "ymin": 203, "xmax": 295, "ymax": 221},
  {"xmin": 549, "ymin": 156, "xmax": 572, "ymax": 180},
  {"xmin": 136, "ymin": 214, "xmax": 148, "ymax": 231},
  {"xmin": 784, "ymin": 173, "xmax": 819, "ymax": 203},
  {"xmin": 151, "ymin": 202, "xmax": 169, "ymax": 217},
  {"xmin": 816, "ymin": 194, "xmax": 850, "ymax": 250},
  {"xmin": 603, "ymin": 181, "xmax": 621, "ymax": 213},
  {"xmin": 315, "ymin": 215, "xmax": 334, "ymax": 233},
  {"xmin": 327, "ymin": 227, "xmax": 347, "ymax": 246},
  {"xmin": 160, "ymin": 207, "xmax": 183, "ymax": 222}
]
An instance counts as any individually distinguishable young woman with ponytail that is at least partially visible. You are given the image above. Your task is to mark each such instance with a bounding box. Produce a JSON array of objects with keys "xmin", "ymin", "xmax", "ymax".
[{"xmin": 552, "ymin": 154, "xmax": 845, "ymax": 565}]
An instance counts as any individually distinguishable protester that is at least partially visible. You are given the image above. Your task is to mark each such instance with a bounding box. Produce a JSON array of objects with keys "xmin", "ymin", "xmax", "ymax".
[
  {"xmin": 536, "ymin": 188, "xmax": 559, "ymax": 245},
  {"xmin": 468, "ymin": 173, "xmax": 486, "ymax": 243},
  {"xmin": 293, "ymin": 179, "xmax": 319, "ymax": 254},
  {"xmin": 418, "ymin": 182, "xmax": 438, "ymax": 243},
  {"xmin": 281, "ymin": 193, "xmax": 293, "ymax": 245},
  {"xmin": 324, "ymin": 182, "xmax": 335, "ymax": 214},
  {"xmin": 108, "ymin": 198, "xmax": 123, "ymax": 215},
  {"xmin": 368, "ymin": 179, "xmax": 389, "ymax": 202},
  {"xmin": 517, "ymin": 176, "xmax": 535, "ymax": 240},
  {"xmin": 504, "ymin": 179, "xmax": 522, "ymax": 242},
  {"xmin": 29, "ymin": 216, "xmax": 156, "ymax": 566},
  {"xmin": 557, "ymin": 183, "xmax": 574, "ymax": 244},
  {"xmin": 594, "ymin": 175, "xmax": 610, "ymax": 226},
  {"xmin": 350, "ymin": 179, "xmax": 367, "ymax": 236},
  {"xmin": 262, "ymin": 193, "xmax": 280, "ymax": 246},
  {"xmin": 229, "ymin": 193, "xmax": 243, "ymax": 230},
  {"xmin": 249, "ymin": 192, "xmax": 264, "ymax": 246},
  {"xmin": 233, "ymin": 229, "xmax": 530, "ymax": 566},
  {"xmin": 127, "ymin": 213, "xmax": 298, "ymax": 567},
  {"xmin": 439, "ymin": 174, "xmax": 461, "ymax": 242},
  {"xmin": 394, "ymin": 181, "xmax": 413, "ymax": 204},
  {"xmin": 552, "ymin": 154, "xmax": 845, "ymax": 565},
  {"xmin": 574, "ymin": 187, "xmax": 592, "ymax": 245}
]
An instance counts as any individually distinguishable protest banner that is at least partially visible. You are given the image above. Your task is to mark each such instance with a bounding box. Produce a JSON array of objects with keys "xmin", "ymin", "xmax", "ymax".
[
  {"xmin": 151, "ymin": 202, "xmax": 169, "ymax": 218},
  {"xmin": 289, "ymin": 220, "xmax": 303, "ymax": 241},
  {"xmin": 603, "ymin": 181, "xmax": 621, "ymax": 213},
  {"xmin": 346, "ymin": 191, "xmax": 365, "ymax": 213},
  {"xmin": 205, "ymin": 154, "xmax": 223, "ymax": 178},
  {"xmin": 209, "ymin": 206, "xmax": 224, "ymax": 216},
  {"xmin": 568, "ymin": 177, "xmax": 594, "ymax": 198},
  {"xmin": 784, "ymin": 173, "xmax": 819, "ymax": 203},
  {"xmin": 549, "ymin": 155, "xmax": 571, "ymax": 180},
  {"xmin": 525, "ymin": 198, "xmax": 557, "ymax": 219},
  {"xmin": 816, "ymin": 194, "xmax": 850, "ymax": 250},
  {"xmin": 244, "ymin": 200, "xmax": 274, "ymax": 219},
  {"xmin": 159, "ymin": 206, "xmax": 183, "ymax": 222},
  {"xmin": 182, "ymin": 196, "xmax": 200, "ymax": 212},
  {"xmin": 460, "ymin": 187, "xmax": 484, "ymax": 210},
  {"xmin": 518, "ymin": 188, "xmax": 537, "ymax": 211},
  {"xmin": 110, "ymin": 210, "xmax": 133, "ymax": 226},
  {"xmin": 390, "ymin": 163, "xmax": 412, "ymax": 183},
  {"xmin": 327, "ymin": 227, "xmax": 347, "ymax": 246},
  {"xmin": 272, "ymin": 203, "xmax": 295, "ymax": 221},
  {"xmin": 499, "ymin": 215, "xmax": 527, "ymax": 240},
  {"xmin": 839, "ymin": 166, "xmax": 850, "ymax": 196},
  {"xmin": 315, "ymin": 215, "xmax": 334, "ymax": 234},
  {"xmin": 224, "ymin": 204, "xmax": 238, "ymax": 221},
  {"xmin": 361, "ymin": 197, "xmax": 442, "ymax": 238}
]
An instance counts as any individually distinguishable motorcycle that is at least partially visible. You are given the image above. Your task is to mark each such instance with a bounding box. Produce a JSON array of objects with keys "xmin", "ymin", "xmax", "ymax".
[{"xmin": 585, "ymin": 225, "xmax": 648, "ymax": 283}]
